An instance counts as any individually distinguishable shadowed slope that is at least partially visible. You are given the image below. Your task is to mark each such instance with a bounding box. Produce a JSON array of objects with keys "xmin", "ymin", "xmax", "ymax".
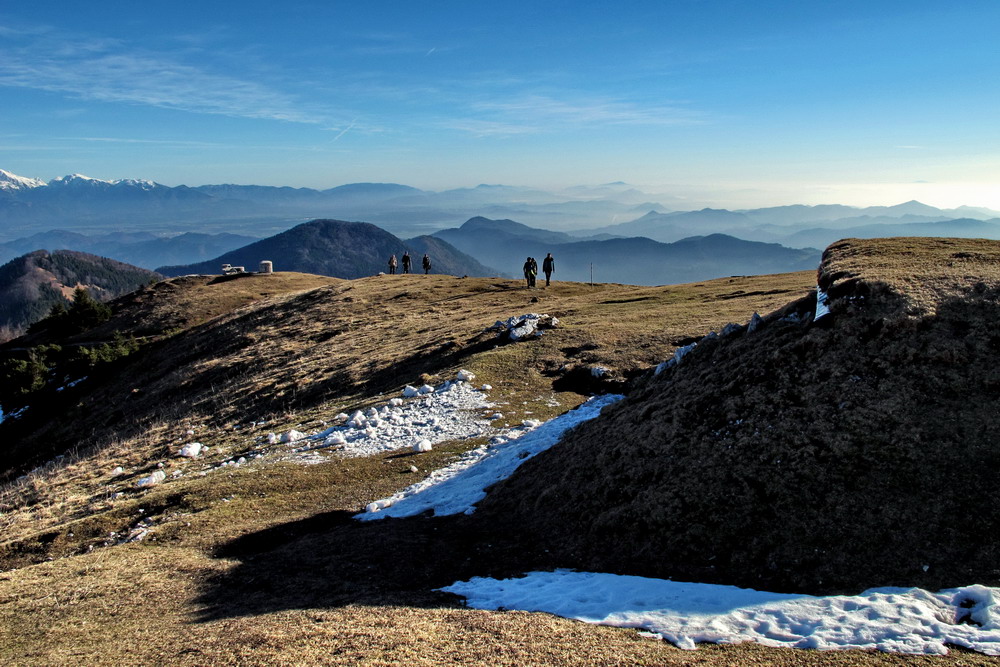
[{"xmin": 475, "ymin": 237, "xmax": 1000, "ymax": 594}]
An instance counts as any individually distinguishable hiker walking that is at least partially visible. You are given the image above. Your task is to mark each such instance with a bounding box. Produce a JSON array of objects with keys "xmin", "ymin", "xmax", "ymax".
[
  {"xmin": 422, "ymin": 253, "xmax": 431, "ymax": 274},
  {"xmin": 401, "ymin": 252, "xmax": 411, "ymax": 274},
  {"xmin": 388, "ymin": 254, "xmax": 397, "ymax": 274},
  {"xmin": 523, "ymin": 256, "xmax": 537, "ymax": 287},
  {"xmin": 542, "ymin": 252, "xmax": 554, "ymax": 286}
]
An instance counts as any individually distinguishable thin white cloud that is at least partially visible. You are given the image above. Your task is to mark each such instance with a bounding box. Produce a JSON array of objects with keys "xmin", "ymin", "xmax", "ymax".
[
  {"xmin": 441, "ymin": 119, "xmax": 541, "ymax": 137},
  {"xmin": 439, "ymin": 94, "xmax": 703, "ymax": 136},
  {"xmin": 471, "ymin": 94, "xmax": 703, "ymax": 127},
  {"xmin": 0, "ymin": 24, "xmax": 322, "ymax": 124},
  {"xmin": 78, "ymin": 136, "xmax": 227, "ymax": 147}
]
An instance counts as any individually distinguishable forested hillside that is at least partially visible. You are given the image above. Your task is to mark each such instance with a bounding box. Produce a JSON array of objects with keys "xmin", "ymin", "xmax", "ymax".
[{"xmin": 0, "ymin": 250, "xmax": 160, "ymax": 340}]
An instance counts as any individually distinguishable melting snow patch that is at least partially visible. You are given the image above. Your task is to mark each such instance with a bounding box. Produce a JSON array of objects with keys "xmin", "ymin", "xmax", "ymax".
[
  {"xmin": 356, "ymin": 394, "xmax": 622, "ymax": 520},
  {"xmin": 488, "ymin": 314, "xmax": 559, "ymax": 342},
  {"xmin": 655, "ymin": 343, "xmax": 697, "ymax": 375},
  {"xmin": 815, "ymin": 285, "xmax": 831, "ymax": 321},
  {"xmin": 2, "ymin": 406, "xmax": 28, "ymax": 422},
  {"xmin": 178, "ymin": 443, "xmax": 204, "ymax": 458},
  {"xmin": 278, "ymin": 379, "xmax": 498, "ymax": 463},
  {"xmin": 441, "ymin": 572, "xmax": 1000, "ymax": 656},
  {"xmin": 136, "ymin": 470, "xmax": 166, "ymax": 488}
]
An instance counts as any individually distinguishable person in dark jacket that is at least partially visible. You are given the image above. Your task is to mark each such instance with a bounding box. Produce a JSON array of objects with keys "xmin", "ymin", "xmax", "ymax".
[
  {"xmin": 422, "ymin": 254, "xmax": 431, "ymax": 274},
  {"xmin": 542, "ymin": 252, "xmax": 554, "ymax": 286},
  {"xmin": 401, "ymin": 252, "xmax": 411, "ymax": 274},
  {"xmin": 523, "ymin": 257, "xmax": 536, "ymax": 287}
]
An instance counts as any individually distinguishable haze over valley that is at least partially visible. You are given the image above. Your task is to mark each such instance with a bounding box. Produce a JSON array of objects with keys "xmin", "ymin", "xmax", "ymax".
[{"xmin": 4, "ymin": 168, "xmax": 1000, "ymax": 292}]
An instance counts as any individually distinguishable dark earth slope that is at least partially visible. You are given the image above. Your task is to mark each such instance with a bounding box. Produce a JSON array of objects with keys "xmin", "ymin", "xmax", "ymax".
[{"xmin": 475, "ymin": 237, "xmax": 1000, "ymax": 594}]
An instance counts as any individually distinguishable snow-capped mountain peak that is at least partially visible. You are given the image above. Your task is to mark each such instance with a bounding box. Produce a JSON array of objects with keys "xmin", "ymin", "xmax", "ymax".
[
  {"xmin": 0, "ymin": 169, "xmax": 47, "ymax": 191},
  {"xmin": 115, "ymin": 178, "xmax": 158, "ymax": 190},
  {"xmin": 48, "ymin": 173, "xmax": 160, "ymax": 190},
  {"xmin": 51, "ymin": 173, "xmax": 109, "ymax": 186}
]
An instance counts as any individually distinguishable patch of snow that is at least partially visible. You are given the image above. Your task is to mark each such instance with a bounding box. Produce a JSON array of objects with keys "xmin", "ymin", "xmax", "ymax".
[
  {"xmin": 403, "ymin": 385, "xmax": 420, "ymax": 398},
  {"xmin": 136, "ymin": 470, "xmax": 166, "ymax": 488},
  {"xmin": 356, "ymin": 394, "xmax": 622, "ymax": 520},
  {"xmin": 747, "ymin": 311, "xmax": 762, "ymax": 333},
  {"xmin": 3, "ymin": 406, "xmax": 28, "ymax": 422},
  {"xmin": 55, "ymin": 377, "xmax": 87, "ymax": 392},
  {"xmin": 590, "ymin": 365, "xmax": 609, "ymax": 378},
  {"xmin": 275, "ymin": 379, "xmax": 498, "ymax": 463},
  {"xmin": 280, "ymin": 430, "xmax": 306, "ymax": 443},
  {"xmin": 441, "ymin": 572, "xmax": 1000, "ymax": 656},
  {"xmin": 413, "ymin": 439, "xmax": 433, "ymax": 452},
  {"xmin": 655, "ymin": 342, "xmax": 697, "ymax": 375},
  {"xmin": 720, "ymin": 322, "xmax": 743, "ymax": 337},
  {"xmin": 815, "ymin": 286, "xmax": 831, "ymax": 321},
  {"xmin": 178, "ymin": 443, "xmax": 204, "ymax": 458},
  {"xmin": 457, "ymin": 369, "xmax": 476, "ymax": 382},
  {"xmin": 488, "ymin": 313, "xmax": 558, "ymax": 342}
]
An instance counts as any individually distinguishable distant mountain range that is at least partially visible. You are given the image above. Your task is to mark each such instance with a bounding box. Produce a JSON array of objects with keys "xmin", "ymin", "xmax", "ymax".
[
  {"xmin": 157, "ymin": 219, "xmax": 500, "ymax": 279},
  {"xmin": 4, "ymin": 168, "xmax": 1000, "ymax": 250},
  {"xmin": 0, "ymin": 230, "xmax": 256, "ymax": 269},
  {"xmin": 582, "ymin": 204, "xmax": 1000, "ymax": 248},
  {"xmin": 434, "ymin": 217, "xmax": 820, "ymax": 285},
  {"xmin": 0, "ymin": 250, "xmax": 160, "ymax": 339},
  {"xmin": 4, "ymin": 166, "xmax": 1000, "ymax": 288}
]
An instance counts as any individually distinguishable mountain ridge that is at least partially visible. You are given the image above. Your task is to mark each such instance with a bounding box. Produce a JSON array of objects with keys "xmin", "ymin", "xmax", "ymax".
[
  {"xmin": 157, "ymin": 219, "xmax": 501, "ymax": 278},
  {"xmin": 5, "ymin": 168, "xmax": 999, "ymax": 242}
]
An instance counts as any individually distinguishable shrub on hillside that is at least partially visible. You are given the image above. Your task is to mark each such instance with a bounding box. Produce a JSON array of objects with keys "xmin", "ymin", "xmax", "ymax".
[{"xmin": 29, "ymin": 287, "xmax": 112, "ymax": 337}]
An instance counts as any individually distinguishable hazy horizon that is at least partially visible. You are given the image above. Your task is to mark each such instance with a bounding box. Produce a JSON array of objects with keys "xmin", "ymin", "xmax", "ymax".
[{"xmin": 3, "ymin": 1, "xmax": 998, "ymax": 210}]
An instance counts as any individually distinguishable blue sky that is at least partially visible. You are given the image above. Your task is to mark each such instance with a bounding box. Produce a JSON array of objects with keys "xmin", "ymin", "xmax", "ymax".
[{"xmin": 2, "ymin": 1, "xmax": 998, "ymax": 208}]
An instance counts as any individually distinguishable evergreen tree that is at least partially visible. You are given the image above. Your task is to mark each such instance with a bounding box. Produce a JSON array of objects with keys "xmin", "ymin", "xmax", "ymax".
[{"xmin": 68, "ymin": 287, "xmax": 112, "ymax": 332}]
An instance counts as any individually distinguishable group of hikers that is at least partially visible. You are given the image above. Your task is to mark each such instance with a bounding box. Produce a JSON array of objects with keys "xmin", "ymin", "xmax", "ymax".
[
  {"xmin": 387, "ymin": 251, "xmax": 432, "ymax": 275},
  {"xmin": 386, "ymin": 250, "xmax": 556, "ymax": 288},
  {"xmin": 523, "ymin": 252, "xmax": 555, "ymax": 287}
]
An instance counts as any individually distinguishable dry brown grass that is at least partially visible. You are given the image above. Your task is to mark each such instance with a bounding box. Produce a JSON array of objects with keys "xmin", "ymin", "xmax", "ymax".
[
  {"xmin": 820, "ymin": 237, "xmax": 1000, "ymax": 316},
  {"xmin": 2, "ymin": 264, "xmax": 995, "ymax": 665}
]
